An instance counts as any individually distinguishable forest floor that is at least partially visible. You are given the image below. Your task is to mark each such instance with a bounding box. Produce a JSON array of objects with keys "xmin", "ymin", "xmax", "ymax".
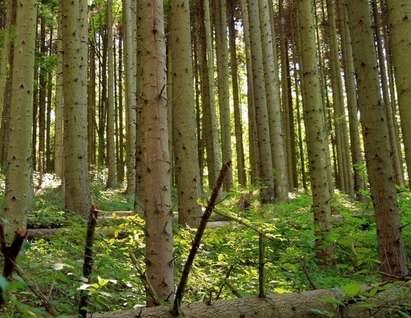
[{"xmin": 0, "ymin": 173, "xmax": 410, "ymax": 317}]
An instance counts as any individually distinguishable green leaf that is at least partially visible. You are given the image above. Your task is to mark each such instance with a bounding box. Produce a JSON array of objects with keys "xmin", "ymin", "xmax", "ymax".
[{"xmin": 342, "ymin": 282, "xmax": 362, "ymax": 297}]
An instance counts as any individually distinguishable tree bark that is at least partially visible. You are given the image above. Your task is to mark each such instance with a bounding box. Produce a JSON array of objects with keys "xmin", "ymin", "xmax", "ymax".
[
  {"xmin": 386, "ymin": 0, "xmax": 411, "ymax": 189},
  {"xmin": 346, "ymin": 0, "xmax": 408, "ymax": 278},
  {"xmin": 170, "ymin": 0, "xmax": 202, "ymax": 227},
  {"xmin": 62, "ymin": 0, "xmax": 91, "ymax": 216},
  {"xmin": 296, "ymin": 0, "xmax": 333, "ymax": 265},
  {"xmin": 140, "ymin": 0, "xmax": 174, "ymax": 303},
  {"xmin": 3, "ymin": 0, "xmax": 36, "ymax": 241}
]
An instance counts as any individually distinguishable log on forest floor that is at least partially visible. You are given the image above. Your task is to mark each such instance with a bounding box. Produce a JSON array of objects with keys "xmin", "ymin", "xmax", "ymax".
[{"xmin": 90, "ymin": 282, "xmax": 411, "ymax": 318}]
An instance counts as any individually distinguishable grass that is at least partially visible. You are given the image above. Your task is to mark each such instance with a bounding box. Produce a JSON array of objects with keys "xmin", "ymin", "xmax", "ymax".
[{"xmin": 0, "ymin": 176, "xmax": 410, "ymax": 317}]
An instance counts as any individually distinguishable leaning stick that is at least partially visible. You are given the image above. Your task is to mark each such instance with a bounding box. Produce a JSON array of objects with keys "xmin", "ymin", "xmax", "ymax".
[{"xmin": 171, "ymin": 161, "xmax": 231, "ymax": 316}]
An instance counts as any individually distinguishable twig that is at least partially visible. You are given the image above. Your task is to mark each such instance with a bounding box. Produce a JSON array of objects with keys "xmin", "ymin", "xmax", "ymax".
[
  {"xmin": 171, "ymin": 161, "xmax": 231, "ymax": 316},
  {"xmin": 215, "ymin": 265, "xmax": 235, "ymax": 301},
  {"xmin": 225, "ymin": 281, "xmax": 241, "ymax": 298},
  {"xmin": 78, "ymin": 205, "xmax": 99, "ymax": 318},
  {"xmin": 129, "ymin": 251, "xmax": 161, "ymax": 306},
  {"xmin": 258, "ymin": 233, "xmax": 265, "ymax": 298},
  {"xmin": 12, "ymin": 261, "xmax": 58, "ymax": 316},
  {"xmin": 300, "ymin": 257, "xmax": 317, "ymax": 290}
]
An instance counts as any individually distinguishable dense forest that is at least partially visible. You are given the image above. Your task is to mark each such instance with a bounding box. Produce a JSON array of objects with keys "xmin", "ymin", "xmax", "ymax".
[{"xmin": 0, "ymin": 0, "xmax": 410, "ymax": 316}]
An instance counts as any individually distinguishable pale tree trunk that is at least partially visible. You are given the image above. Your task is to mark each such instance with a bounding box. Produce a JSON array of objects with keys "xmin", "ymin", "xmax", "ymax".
[
  {"xmin": 140, "ymin": 0, "xmax": 174, "ymax": 303},
  {"xmin": 170, "ymin": 0, "xmax": 202, "ymax": 227},
  {"xmin": 346, "ymin": 0, "xmax": 408, "ymax": 278},
  {"xmin": 326, "ymin": 0, "xmax": 354, "ymax": 197},
  {"xmin": 123, "ymin": 0, "xmax": 137, "ymax": 200},
  {"xmin": 259, "ymin": 0, "xmax": 289, "ymax": 201},
  {"xmin": 214, "ymin": 0, "xmax": 233, "ymax": 191},
  {"xmin": 106, "ymin": 0, "xmax": 117, "ymax": 188},
  {"xmin": 3, "ymin": 0, "xmax": 36, "ymax": 241},
  {"xmin": 62, "ymin": 0, "xmax": 91, "ymax": 216},
  {"xmin": 247, "ymin": 0, "xmax": 275, "ymax": 203},
  {"xmin": 54, "ymin": 7, "xmax": 64, "ymax": 180},
  {"xmin": 197, "ymin": 0, "xmax": 221, "ymax": 189},
  {"xmin": 296, "ymin": 0, "xmax": 333, "ymax": 265},
  {"xmin": 228, "ymin": 0, "xmax": 246, "ymax": 187},
  {"xmin": 386, "ymin": 0, "xmax": 411, "ymax": 188},
  {"xmin": 336, "ymin": 0, "xmax": 366, "ymax": 198},
  {"xmin": 0, "ymin": 0, "xmax": 11, "ymax": 121},
  {"xmin": 371, "ymin": 0, "xmax": 404, "ymax": 187},
  {"xmin": 240, "ymin": 0, "xmax": 259, "ymax": 185}
]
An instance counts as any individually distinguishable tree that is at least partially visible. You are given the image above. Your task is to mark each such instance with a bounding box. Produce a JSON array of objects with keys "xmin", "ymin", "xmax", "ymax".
[
  {"xmin": 214, "ymin": 0, "xmax": 233, "ymax": 191},
  {"xmin": 170, "ymin": 0, "xmax": 202, "ymax": 227},
  {"xmin": 123, "ymin": 0, "xmax": 137, "ymax": 200},
  {"xmin": 247, "ymin": 0, "xmax": 275, "ymax": 203},
  {"xmin": 259, "ymin": 0, "xmax": 289, "ymax": 201},
  {"xmin": 386, "ymin": 0, "xmax": 411, "ymax": 189},
  {"xmin": 296, "ymin": 0, "xmax": 333, "ymax": 265},
  {"xmin": 346, "ymin": 0, "xmax": 408, "ymax": 278},
  {"xmin": 61, "ymin": 0, "xmax": 91, "ymax": 216},
  {"xmin": 140, "ymin": 0, "xmax": 174, "ymax": 302},
  {"xmin": 2, "ymin": 0, "xmax": 37, "ymax": 239},
  {"xmin": 106, "ymin": 0, "xmax": 117, "ymax": 188}
]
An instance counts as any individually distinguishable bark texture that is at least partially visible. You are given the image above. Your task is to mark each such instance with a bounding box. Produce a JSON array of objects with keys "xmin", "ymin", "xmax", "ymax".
[
  {"xmin": 346, "ymin": 0, "xmax": 408, "ymax": 277},
  {"xmin": 140, "ymin": 0, "xmax": 174, "ymax": 302},
  {"xmin": 170, "ymin": 0, "xmax": 202, "ymax": 227}
]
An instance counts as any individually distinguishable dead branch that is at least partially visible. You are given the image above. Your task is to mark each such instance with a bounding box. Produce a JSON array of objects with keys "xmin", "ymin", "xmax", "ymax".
[
  {"xmin": 78, "ymin": 205, "xmax": 99, "ymax": 318},
  {"xmin": 171, "ymin": 161, "xmax": 231, "ymax": 316}
]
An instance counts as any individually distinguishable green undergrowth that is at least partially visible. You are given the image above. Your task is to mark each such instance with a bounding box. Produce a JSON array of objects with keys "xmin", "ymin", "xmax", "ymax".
[{"xmin": 0, "ymin": 178, "xmax": 410, "ymax": 317}]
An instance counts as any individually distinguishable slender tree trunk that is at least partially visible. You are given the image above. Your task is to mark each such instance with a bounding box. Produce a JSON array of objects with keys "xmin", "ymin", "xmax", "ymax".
[
  {"xmin": 297, "ymin": 0, "xmax": 333, "ymax": 265},
  {"xmin": 214, "ymin": 0, "xmax": 233, "ymax": 191},
  {"xmin": 123, "ymin": 0, "xmax": 137, "ymax": 200},
  {"xmin": 140, "ymin": 0, "xmax": 174, "ymax": 303},
  {"xmin": 326, "ymin": 0, "xmax": 354, "ymax": 196},
  {"xmin": 197, "ymin": 0, "xmax": 221, "ymax": 189},
  {"xmin": 3, "ymin": 0, "xmax": 36, "ymax": 240},
  {"xmin": 106, "ymin": 0, "xmax": 117, "ymax": 188},
  {"xmin": 61, "ymin": 0, "xmax": 91, "ymax": 216},
  {"xmin": 88, "ymin": 35, "xmax": 97, "ymax": 169},
  {"xmin": 247, "ymin": 0, "xmax": 275, "ymax": 203},
  {"xmin": 386, "ymin": 0, "xmax": 411, "ymax": 188},
  {"xmin": 336, "ymin": 0, "xmax": 366, "ymax": 198},
  {"xmin": 346, "ymin": 0, "xmax": 408, "ymax": 278},
  {"xmin": 259, "ymin": 0, "xmax": 289, "ymax": 201},
  {"xmin": 55, "ymin": 9, "xmax": 64, "ymax": 180},
  {"xmin": 170, "ymin": 0, "xmax": 202, "ymax": 227},
  {"xmin": 371, "ymin": 0, "xmax": 404, "ymax": 187},
  {"xmin": 228, "ymin": 0, "xmax": 246, "ymax": 187},
  {"xmin": 239, "ymin": 0, "xmax": 259, "ymax": 185}
]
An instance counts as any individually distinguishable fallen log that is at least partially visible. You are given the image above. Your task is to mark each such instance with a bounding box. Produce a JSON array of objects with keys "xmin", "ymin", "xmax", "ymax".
[{"xmin": 91, "ymin": 282, "xmax": 411, "ymax": 318}]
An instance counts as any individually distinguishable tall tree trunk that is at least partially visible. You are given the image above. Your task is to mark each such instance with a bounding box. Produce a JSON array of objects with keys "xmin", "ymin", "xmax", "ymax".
[
  {"xmin": 61, "ymin": 0, "xmax": 91, "ymax": 216},
  {"xmin": 170, "ymin": 0, "xmax": 202, "ymax": 227},
  {"xmin": 55, "ymin": 9, "xmax": 64, "ymax": 180},
  {"xmin": 247, "ymin": 0, "xmax": 275, "ymax": 203},
  {"xmin": 214, "ymin": 0, "xmax": 233, "ymax": 191},
  {"xmin": 240, "ymin": 0, "xmax": 259, "ymax": 185},
  {"xmin": 336, "ymin": 0, "xmax": 366, "ymax": 198},
  {"xmin": 123, "ymin": 0, "xmax": 137, "ymax": 200},
  {"xmin": 371, "ymin": 0, "xmax": 404, "ymax": 187},
  {"xmin": 259, "ymin": 0, "xmax": 289, "ymax": 201},
  {"xmin": 326, "ymin": 0, "xmax": 354, "ymax": 196},
  {"xmin": 228, "ymin": 0, "xmax": 246, "ymax": 187},
  {"xmin": 296, "ymin": 0, "xmax": 333, "ymax": 265},
  {"xmin": 386, "ymin": 0, "xmax": 411, "ymax": 189},
  {"xmin": 346, "ymin": 0, "xmax": 408, "ymax": 278},
  {"xmin": 106, "ymin": 0, "xmax": 117, "ymax": 188},
  {"xmin": 140, "ymin": 0, "xmax": 174, "ymax": 303},
  {"xmin": 197, "ymin": 0, "xmax": 221, "ymax": 189},
  {"xmin": 3, "ymin": 0, "xmax": 36, "ymax": 240},
  {"xmin": 88, "ymin": 34, "xmax": 97, "ymax": 169}
]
